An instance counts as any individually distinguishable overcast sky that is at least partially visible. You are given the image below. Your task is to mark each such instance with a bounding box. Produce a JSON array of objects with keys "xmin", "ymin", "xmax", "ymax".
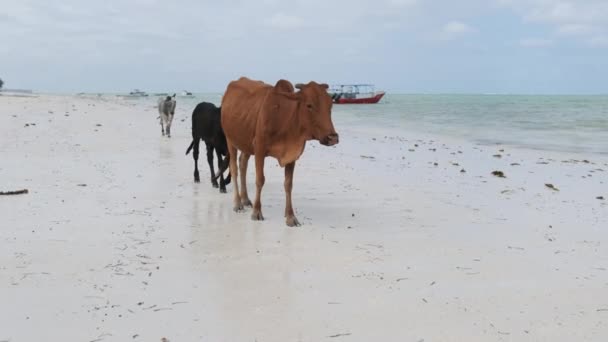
[{"xmin": 1, "ymin": 0, "xmax": 607, "ymax": 93}]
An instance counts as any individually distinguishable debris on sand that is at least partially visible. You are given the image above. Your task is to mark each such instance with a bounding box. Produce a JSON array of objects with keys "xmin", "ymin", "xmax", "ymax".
[
  {"xmin": 492, "ymin": 171, "xmax": 506, "ymax": 178},
  {"xmin": 328, "ymin": 333, "xmax": 352, "ymax": 338},
  {"xmin": 545, "ymin": 184, "xmax": 559, "ymax": 191},
  {"xmin": 0, "ymin": 189, "xmax": 29, "ymax": 195},
  {"xmin": 360, "ymin": 155, "xmax": 375, "ymax": 160},
  {"xmin": 510, "ymin": 163, "xmax": 521, "ymax": 166},
  {"xmin": 493, "ymin": 154, "xmax": 502, "ymax": 158},
  {"xmin": 460, "ymin": 169, "xmax": 466, "ymax": 173},
  {"xmin": 597, "ymin": 196, "xmax": 605, "ymax": 200}
]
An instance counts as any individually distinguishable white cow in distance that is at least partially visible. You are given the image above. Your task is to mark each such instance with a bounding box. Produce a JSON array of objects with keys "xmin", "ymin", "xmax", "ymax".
[{"xmin": 158, "ymin": 94, "xmax": 176, "ymax": 137}]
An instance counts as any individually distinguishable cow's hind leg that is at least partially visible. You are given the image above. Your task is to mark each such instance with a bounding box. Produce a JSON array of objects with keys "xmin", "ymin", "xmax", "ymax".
[
  {"xmin": 227, "ymin": 141, "xmax": 243, "ymax": 212},
  {"xmin": 284, "ymin": 161, "xmax": 300, "ymax": 227},
  {"xmin": 193, "ymin": 137, "xmax": 201, "ymax": 183},
  {"xmin": 239, "ymin": 153, "xmax": 253, "ymax": 207},
  {"xmin": 216, "ymin": 149, "xmax": 227, "ymax": 193},
  {"xmin": 251, "ymin": 153, "xmax": 265, "ymax": 221},
  {"xmin": 206, "ymin": 142, "xmax": 218, "ymax": 188},
  {"xmin": 160, "ymin": 115, "xmax": 165, "ymax": 136}
]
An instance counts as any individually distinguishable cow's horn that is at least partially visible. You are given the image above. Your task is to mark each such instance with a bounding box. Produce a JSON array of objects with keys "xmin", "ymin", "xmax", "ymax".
[
  {"xmin": 295, "ymin": 83, "xmax": 305, "ymax": 90},
  {"xmin": 213, "ymin": 157, "xmax": 230, "ymax": 180}
]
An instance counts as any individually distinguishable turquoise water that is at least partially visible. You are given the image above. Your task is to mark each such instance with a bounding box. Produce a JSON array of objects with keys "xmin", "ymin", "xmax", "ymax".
[
  {"xmin": 334, "ymin": 94, "xmax": 608, "ymax": 154},
  {"xmin": 129, "ymin": 93, "xmax": 608, "ymax": 154}
]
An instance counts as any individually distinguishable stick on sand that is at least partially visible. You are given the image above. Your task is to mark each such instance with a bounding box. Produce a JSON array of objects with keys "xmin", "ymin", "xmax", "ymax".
[{"xmin": 0, "ymin": 189, "xmax": 29, "ymax": 195}]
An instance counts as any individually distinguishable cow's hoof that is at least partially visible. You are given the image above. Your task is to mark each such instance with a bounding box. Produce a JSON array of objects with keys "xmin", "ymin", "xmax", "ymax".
[
  {"xmin": 212, "ymin": 182, "xmax": 219, "ymax": 188},
  {"xmin": 286, "ymin": 216, "xmax": 301, "ymax": 227},
  {"xmin": 241, "ymin": 198, "xmax": 253, "ymax": 207},
  {"xmin": 233, "ymin": 204, "xmax": 244, "ymax": 212},
  {"xmin": 219, "ymin": 188, "xmax": 227, "ymax": 194},
  {"xmin": 251, "ymin": 210, "xmax": 264, "ymax": 221}
]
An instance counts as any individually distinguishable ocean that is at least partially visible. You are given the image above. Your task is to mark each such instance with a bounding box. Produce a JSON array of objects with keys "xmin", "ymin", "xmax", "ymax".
[{"xmin": 126, "ymin": 93, "xmax": 608, "ymax": 155}]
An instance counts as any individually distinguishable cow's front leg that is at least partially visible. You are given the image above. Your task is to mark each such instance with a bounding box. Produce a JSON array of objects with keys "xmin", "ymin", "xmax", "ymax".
[
  {"xmin": 251, "ymin": 153, "xmax": 265, "ymax": 221},
  {"xmin": 239, "ymin": 152, "xmax": 252, "ymax": 207},
  {"xmin": 227, "ymin": 142, "xmax": 243, "ymax": 212},
  {"xmin": 160, "ymin": 116, "xmax": 165, "ymax": 136},
  {"xmin": 284, "ymin": 161, "xmax": 300, "ymax": 227}
]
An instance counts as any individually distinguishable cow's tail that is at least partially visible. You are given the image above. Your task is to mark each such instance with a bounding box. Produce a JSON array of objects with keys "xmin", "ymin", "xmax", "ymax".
[{"xmin": 185, "ymin": 140, "xmax": 194, "ymax": 155}]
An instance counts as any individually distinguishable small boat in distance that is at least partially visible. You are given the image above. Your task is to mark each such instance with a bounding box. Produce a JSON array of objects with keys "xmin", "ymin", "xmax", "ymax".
[
  {"xmin": 328, "ymin": 84, "xmax": 385, "ymax": 104},
  {"xmin": 181, "ymin": 90, "xmax": 193, "ymax": 96},
  {"xmin": 126, "ymin": 89, "xmax": 149, "ymax": 97}
]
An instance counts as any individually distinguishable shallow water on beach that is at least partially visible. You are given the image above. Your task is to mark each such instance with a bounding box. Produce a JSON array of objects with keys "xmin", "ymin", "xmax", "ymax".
[
  {"xmin": 125, "ymin": 93, "xmax": 608, "ymax": 154},
  {"xmin": 335, "ymin": 94, "xmax": 608, "ymax": 155}
]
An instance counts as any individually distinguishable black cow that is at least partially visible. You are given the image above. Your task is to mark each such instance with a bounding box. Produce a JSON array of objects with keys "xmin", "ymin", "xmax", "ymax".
[{"xmin": 186, "ymin": 102, "xmax": 231, "ymax": 192}]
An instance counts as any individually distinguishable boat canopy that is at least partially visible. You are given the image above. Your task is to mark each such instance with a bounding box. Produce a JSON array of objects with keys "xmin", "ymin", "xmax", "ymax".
[{"xmin": 329, "ymin": 84, "xmax": 376, "ymax": 94}]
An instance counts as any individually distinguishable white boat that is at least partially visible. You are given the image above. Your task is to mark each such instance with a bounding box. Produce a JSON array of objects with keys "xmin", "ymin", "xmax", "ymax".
[{"xmin": 180, "ymin": 90, "xmax": 193, "ymax": 96}]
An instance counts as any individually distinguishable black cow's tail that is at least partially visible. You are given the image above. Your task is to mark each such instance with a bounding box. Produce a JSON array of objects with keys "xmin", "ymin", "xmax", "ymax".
[{"xmin": 185, "ymin": 140, "xmax": 194, "ymax": 155}]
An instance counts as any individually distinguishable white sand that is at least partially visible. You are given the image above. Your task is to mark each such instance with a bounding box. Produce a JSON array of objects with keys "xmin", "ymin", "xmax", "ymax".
[{"xmin": 1, "ymin": 94, "xmax": 607, "ymax": 342}]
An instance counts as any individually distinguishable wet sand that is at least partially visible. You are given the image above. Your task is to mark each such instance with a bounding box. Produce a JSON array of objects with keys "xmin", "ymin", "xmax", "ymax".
[{"xmin": 1, "ymin": 94, "xmax": 607, "ymax": 341}]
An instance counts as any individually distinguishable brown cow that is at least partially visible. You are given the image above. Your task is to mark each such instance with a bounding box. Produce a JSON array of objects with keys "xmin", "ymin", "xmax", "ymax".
[{"xmin": 221, "ymin": 77, "xmax": 339, "ymax": 227}]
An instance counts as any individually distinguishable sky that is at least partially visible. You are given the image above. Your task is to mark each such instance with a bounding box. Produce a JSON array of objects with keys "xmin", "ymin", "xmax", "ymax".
[{"xmin": 0, "ymin": 0, "xmax": 607, "ymax": 94}]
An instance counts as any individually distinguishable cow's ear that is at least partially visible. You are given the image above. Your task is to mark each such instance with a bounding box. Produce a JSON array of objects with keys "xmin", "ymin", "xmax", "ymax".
[
  {"xmin": 295, "ymin": 83, "xmax": 305, "ymax": 90},
  {"xmin": 320, "ymin": 83, "xmax": 329, "ymax": 90}
]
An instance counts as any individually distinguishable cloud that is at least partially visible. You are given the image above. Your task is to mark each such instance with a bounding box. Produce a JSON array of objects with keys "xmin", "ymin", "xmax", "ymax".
[
  {"xmin": 588, "ymin": 36, "xmax": 608, "ymax": 47},
  {"xmin": 497, "ymin": 0, "xmax": 608, "ymax": 46},
  {"xmin": 441, "ymin": 21, "xmax": 476, "ymax": 39},
  {"xmin": 265, "ymin": 13, "xmax": 304, "ymax": 30},
  {"xmin": 519, "ymin": 38, "xmax": 554, "ymax": 47},
  {"xmin": 557, "ymin": 24, "xmax": 593, "ymax": 36},
  {"xmin": 388, "ymin": 0, "xmax": 418, "ymax": 7}
]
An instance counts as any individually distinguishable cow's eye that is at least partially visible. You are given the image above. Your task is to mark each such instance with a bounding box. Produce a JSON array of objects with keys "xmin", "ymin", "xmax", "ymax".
[{"xmin": 306, "ymin": 103, "xmax": 313, "ymax": 110}]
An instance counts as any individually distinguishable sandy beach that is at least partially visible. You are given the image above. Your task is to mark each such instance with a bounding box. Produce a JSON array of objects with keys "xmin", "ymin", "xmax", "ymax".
[{"xmin": 1, "ymin": 94, "xmax": 607, "ymax": 342}]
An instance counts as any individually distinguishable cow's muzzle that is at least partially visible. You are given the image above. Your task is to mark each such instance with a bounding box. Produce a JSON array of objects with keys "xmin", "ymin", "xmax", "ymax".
[{"xmin": 321, "ymin": 133, "xmax": 339, "ymax": 146}]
